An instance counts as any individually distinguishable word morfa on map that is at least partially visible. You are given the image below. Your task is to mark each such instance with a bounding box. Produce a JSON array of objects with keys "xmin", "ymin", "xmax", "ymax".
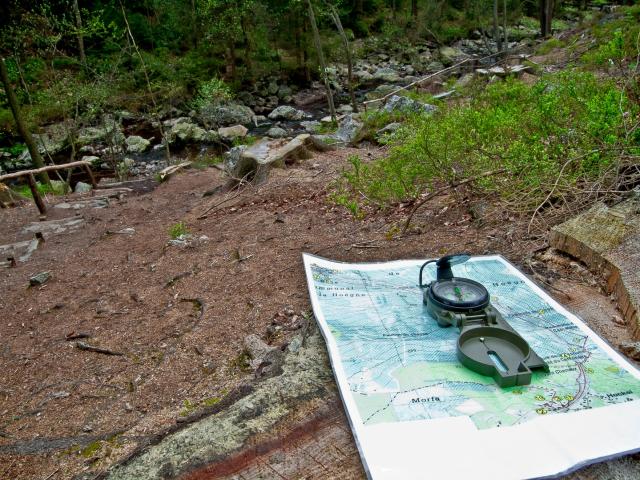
[{"xmin": 303, "ymin": 253, "xmax": 640, "ymax": 480}]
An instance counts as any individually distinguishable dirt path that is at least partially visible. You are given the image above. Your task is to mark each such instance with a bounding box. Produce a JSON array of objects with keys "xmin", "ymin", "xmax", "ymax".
[{"xmin": 1, "ymin": 146, "xmax": 637, "ymax": 479}]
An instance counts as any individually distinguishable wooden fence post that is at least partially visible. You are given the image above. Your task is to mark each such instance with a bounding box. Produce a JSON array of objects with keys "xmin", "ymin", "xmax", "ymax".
[{"xmin": 27, "ymin": 173, "xmax": 47, "ymax": 216}]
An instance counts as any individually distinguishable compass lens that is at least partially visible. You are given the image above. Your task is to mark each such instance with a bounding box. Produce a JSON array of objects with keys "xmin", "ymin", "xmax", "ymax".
[{"xmin": 431, "ymin": 279, "xmax": 489, "ymax": 307}]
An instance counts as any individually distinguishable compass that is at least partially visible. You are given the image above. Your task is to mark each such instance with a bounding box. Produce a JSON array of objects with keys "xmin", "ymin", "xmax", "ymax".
[{"xmin": 419, "ymin": 254, "xmax": 548, "ymax": 387}]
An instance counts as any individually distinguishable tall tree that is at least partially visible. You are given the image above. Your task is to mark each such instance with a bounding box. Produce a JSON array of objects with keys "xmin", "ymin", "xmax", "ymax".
[
  {"xmin": 540, "ymin": 0, "xmax": 554, "ymax": 37},
  {"xmin": 306, "ymin": 0, "xmax": 336, "ymax": 122},
  {"xmin": 0, "ymin": 57, "xmax": 49, "ymax": 184},
  {"xmin": 493, "ymin": 0, "xmax": 503, "ymax": 52},
  {"xmin": 326, "ymin": 2, "xmax": 357, "ymax": 112},
  {"xmin": 72, "ymin": 0, "xmax": 87, "ymax": 68}
]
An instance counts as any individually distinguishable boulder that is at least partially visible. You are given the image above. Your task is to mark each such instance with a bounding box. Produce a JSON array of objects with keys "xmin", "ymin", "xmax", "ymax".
[
  {"xmin": 373, "ymin": 67, "xmax": 401, "ymax": 83},
  {"xmin": 354, "ymin": 70, "xmax": 374, "ymax": 84},
  {"xmin": 293, "ymin": 90, "xmax": 326, "ymax": 107},
  {"xmin": 376, "ymin": 122, "xmax": 402, "ymax": 137},
  {"xmin": 74, "ymin": 182, "xmax": 92, "ymax": 193},
  {"xmin": 224, "ymin": 134, "xmax": 330, "ymax": 185},
  {"xmin": 456, "ymin": 73, "xmax": 475, "ymax": 89},
  {"xmin": 218, "ymin": 125, "xmax": 248, "ymax": 140},
  {"xmin": 277, "ymin": 85, "xmax": 293, "ymax": 99},
  {"xmin": 268, "ymin": 105, "xmax": 309, "ymax": 121},
  {"xmin": 125, "ymin": 135, "xmax": 151, "ymax": 154},
  {"xmin": 426, "ymin": 61, "xmax": 445, "ymax": 72},
  {"xmin": 383, "ymin": 95, "xmax": 436, "ymax": 115},
  {"xmin": 77, "ymin": 115, "xmax": 125, "ymax": 146},
  {"xmin": 335, "ymin": 115, "xmax": 363, "ymax": 144},
  {"xmin": 266, "ymin": 127, "xmax": 288, "ymax": 138},
  {"xmin": 300, "ymin": 121, "xmax": 321, "ymax": 133},
  {"xmin": 200, "ymin": 102, "xmax": 255, "ymax": 127},
  {"xmin": 439, "ymin": 46, "xmax": 464, "ymax": 64},
  {"xmin": 267, "ymin": 81, "xmax": 279, "ymax": 95},
  {"xmin": 168, "ymin": 121, "xmax": 219, "ymax": 144},
  {"xmin": 365, "ymin": 84, "xmax": 399, "ymax": 101},
  {"xmin": 29, "ymin": 271, "xmax": 51, "ymax": 287}
]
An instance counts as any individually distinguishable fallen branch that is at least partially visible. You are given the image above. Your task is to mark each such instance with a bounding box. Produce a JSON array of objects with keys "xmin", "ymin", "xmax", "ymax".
[
  {"xmin": 75, "ymin": 341, "xmax": 123, "ymax": 356},
  {"xmin": 401, "ymin": 169, "xmax": 507, "ymax": 235},
  {"xmin": 65, "ymin": 332, "xmax": 91, "ymax": 341}
]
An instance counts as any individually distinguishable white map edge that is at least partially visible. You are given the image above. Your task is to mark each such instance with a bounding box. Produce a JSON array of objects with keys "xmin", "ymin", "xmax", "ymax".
[{"xmin": 302, "ymin": 253, "xmax": 640, "ymax": 480}]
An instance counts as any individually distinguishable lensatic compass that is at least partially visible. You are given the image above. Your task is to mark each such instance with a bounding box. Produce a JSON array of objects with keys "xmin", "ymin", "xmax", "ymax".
[{"xmin": 419, "ymin": 254, "xmax": 548, "ymax": 387}]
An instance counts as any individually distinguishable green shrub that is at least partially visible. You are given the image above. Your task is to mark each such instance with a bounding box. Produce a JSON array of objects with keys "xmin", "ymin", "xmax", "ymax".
[
  {"xmin": 335, "ymin": 71, "xmax": 635, "ymax": 215},
  {"xmin": 169, "ymin": 221, "xmax": 189, "ymax": 239},
  {"xmin": 191, "ymin": 77, "xmax": 233, "ymax": 110}
]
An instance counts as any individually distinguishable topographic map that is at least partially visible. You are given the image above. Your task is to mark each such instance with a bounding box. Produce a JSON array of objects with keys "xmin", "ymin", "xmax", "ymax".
[{"xmin": 305, "ymin": 255, "xmax": 640, "ymax": 431}]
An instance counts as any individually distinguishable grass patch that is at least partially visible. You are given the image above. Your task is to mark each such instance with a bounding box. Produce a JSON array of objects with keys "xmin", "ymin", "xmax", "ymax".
[
  {"xmin": 192, "ymin": 155, "xmax": 223, "ymax": 170},
  {"xmin": 168, "ymin": 221, "xmax": 189, "ymax": 239},
  {"xmin": 535, "ymin": 37, "xmax": 565, "ymax": 55},
  {"xmin": 11, "ymin": 181, "xmax": 67, "ymax": 199}
]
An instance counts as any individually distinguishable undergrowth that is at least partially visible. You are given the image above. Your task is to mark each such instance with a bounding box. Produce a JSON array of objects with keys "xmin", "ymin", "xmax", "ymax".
[{"xmin": 335, "ymin": 71, "xmax": 639, "ymax": 221}]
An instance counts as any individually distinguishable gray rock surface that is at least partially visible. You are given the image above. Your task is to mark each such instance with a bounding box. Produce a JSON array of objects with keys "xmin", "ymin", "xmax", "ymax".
[
  {"xmin": 373, "ymin": 67, "xmax": 401, "ymax": 83},
  {"xmin": 243, "ymin": 334, "xmax": 284, "ymax": 377},
  {"xmin": 218, "ymin": 125, "xmax": 248, "ymax": 140},
  {"xmin": 200, "ymin": 103, "xmax": 254, "ymax": 127},
  {"xmin": 266, "ymin": 127, "xmax": 288, "ymax": 138},
  {"xmin": 268, "ymin": 105, "xmax": 309, "ymax": 121},
  {"xmin": 104, "ymin": 323, "xmax": 332, "ymax": 480},
  {"xmin": 300, "ymin": 121, "xmax": 321, "ymax": 133},
  {"xmin": 335, "ymin": 115, "xmax": 363, "ymax": 144},
  {"xmin": 383, "ymin": 95, "xmax": 437, "ymax": 115},
  {"xmin": 74, "ymin": 182, "xmax": 92, "ymax": 193},
  {"xmin": 167, "ymin": 122, "xmax": 219, "ymax": 144},
  {"xmin": 29, "ymin": 271, "xmax": 51, "ymax": 287}
]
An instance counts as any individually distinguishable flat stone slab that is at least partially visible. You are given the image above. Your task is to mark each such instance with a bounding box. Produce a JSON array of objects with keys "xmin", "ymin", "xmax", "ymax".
[
  {"xmin": 550, "ymin": 192, "xmax": 640, "ymax": 338},
  {"xmin": 21, "ymin": 217, "xmax": 85, "ymax": 236}
]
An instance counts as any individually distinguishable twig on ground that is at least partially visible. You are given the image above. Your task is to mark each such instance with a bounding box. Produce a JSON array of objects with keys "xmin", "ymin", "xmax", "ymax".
[
  {"xmin": 42, "ymin": 468, "xmax": 59, "ymax": 480},
  {"xmin": 75, "ymin": 341, "xmax": 123, "ymax": 356},
  {"xmin": 401, "ymin": 169, "xmax": 506, "ymax": 235},
  {"xmin": 65, "ymin": 332, "xmax": 91, "ymax": 341}
]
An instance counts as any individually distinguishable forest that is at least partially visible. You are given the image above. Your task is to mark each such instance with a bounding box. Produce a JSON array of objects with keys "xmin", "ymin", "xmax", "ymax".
[{"xmin": 1, "ymin": 1, "xmax": 640, "ymax": 479}]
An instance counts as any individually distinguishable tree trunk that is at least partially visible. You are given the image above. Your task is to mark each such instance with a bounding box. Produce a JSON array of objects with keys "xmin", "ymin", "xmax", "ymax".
[
  {"xmin": 241, "ymin": 16, "xmax": 254, "ymax": 80},
  {"xmin": 0, "ymin": 57, "xmax": 50, "ymax": 185},
  {"xmin": 503, "ymin": 0, "xmax": 508, "ymax": 50},
  {"xmin": 72, "ymin": 0, "xmax": 87, "ymax": 68},
  {"xmin": 540, "ymin": 0, "xmax": 553, "ymax": 37},
  {"xmin": 191, "ymin": 0, "xmax": 199, "ymax": 48},
  {"xmin": 355, "ymin": 0, "xmax": 364, "ymax": 15},
  {"xmin": 327, "ymin": 4, "xmax": 358, "ymax": 113},
  {"xmin": 411, "ymin": 0, "xmax": 418, "ymax": 20},
  {"xmin": 493, "ymin": 0, "xmax": 502, "ymax": 52},
  {"xmin": 306, "ymin": 0, "xmax": 336, "ymax": 122}
]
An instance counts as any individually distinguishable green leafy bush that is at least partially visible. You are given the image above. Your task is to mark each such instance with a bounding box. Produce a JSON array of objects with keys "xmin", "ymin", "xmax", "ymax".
[
  {"xmin": 336, "ymin": 71, "xmax": 636, "ymax": 214},
  {"xmin": 191, "ymin": 77, "xmax": 233, "ymax": 110}
]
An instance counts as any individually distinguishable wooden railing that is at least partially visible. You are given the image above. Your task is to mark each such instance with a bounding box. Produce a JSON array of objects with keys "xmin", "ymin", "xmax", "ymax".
[{"xmin": 0, "ymin": 160, "xmax": 97, "ymax": 216}]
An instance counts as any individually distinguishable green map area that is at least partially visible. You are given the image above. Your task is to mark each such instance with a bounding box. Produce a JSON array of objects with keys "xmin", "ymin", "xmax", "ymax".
[{"xmin": 310, "ymin": 257, "xmax": 640, "ymax": 430}]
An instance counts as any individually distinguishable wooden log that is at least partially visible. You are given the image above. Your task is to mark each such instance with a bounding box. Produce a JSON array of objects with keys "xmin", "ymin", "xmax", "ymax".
[
  {"xmin": 27, "ymin": 173, "xmax": 46, "ymax": 215},
  {"xmin": 0, "ymin": 160, "xmax": 93, "ymax": 182},
  {"xmin": 83, "ymin": 164, "xmax": 98, "ymax": 188}
]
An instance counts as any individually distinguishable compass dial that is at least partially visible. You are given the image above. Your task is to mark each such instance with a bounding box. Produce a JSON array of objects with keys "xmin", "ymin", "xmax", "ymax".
[{"xmin": 431, "ymin": 278, "xmax": 489, "ymax": 308}]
